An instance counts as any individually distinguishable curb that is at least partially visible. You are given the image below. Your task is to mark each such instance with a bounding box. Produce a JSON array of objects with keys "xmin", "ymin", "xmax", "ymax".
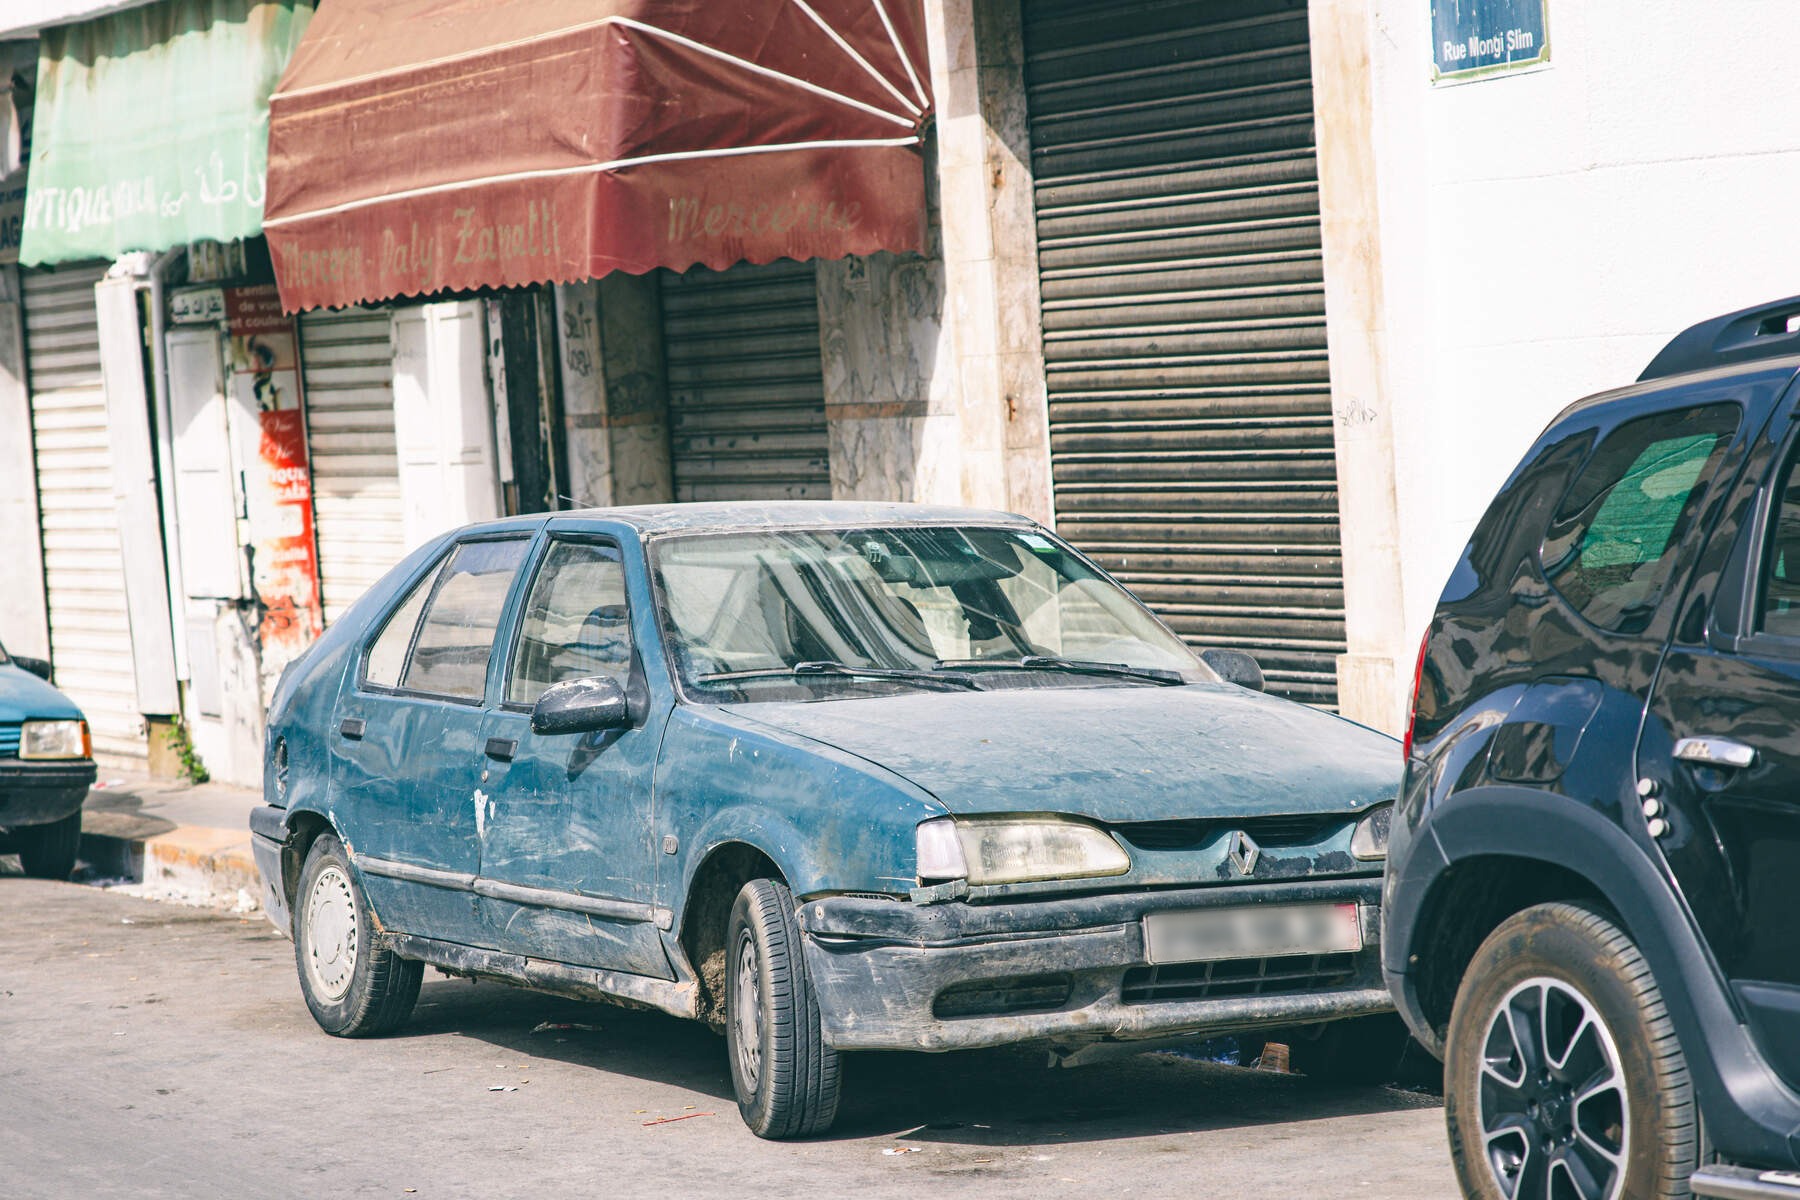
[{"xmin": 80, "ymin": 823, "xmax": 263, "ymax": 912}]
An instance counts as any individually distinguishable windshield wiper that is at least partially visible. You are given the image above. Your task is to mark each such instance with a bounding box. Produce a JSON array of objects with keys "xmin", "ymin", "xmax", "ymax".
[
  {"xmin": 932, "ymin": 655, "xmax": 1186, "ymax": 686},
  {"xmin": 697, "ymin": 661, "xmax": 981, "ymax": 690}
]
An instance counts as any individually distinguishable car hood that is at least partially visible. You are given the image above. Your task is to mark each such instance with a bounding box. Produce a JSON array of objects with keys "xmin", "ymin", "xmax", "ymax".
[
  {"xmin": 722, "ymin": 683, "xmax": 1400, "ymax": 822},
  {"xmin": 0, "ymin": 662, "xmax": 83, "ymax": 723}
]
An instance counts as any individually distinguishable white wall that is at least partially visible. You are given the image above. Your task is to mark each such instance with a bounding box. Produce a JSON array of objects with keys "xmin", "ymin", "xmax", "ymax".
[{"xmin": 1320, "ymin": 0, "xmax": 1800, "ymax": 727}]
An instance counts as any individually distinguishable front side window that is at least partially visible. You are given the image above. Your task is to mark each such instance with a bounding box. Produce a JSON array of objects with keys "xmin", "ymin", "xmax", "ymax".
[
  {"xmin": 1540, "ymin": 405, "xmax": 1739, "ymax": 634},
  {"xmin": 368, "ymin": 538, "xmax": 528, "ymax": 700},
  {"xmin": 651, "ymin": 525, "xmax": 1208, "ymax": 700},
  {"xmin": 508, "ymin": 540, "xmax": 633, "ymax": 705},
  {"xmin": 1759, "ymin": 443, "xmax": 1800, "ymax": 638}
]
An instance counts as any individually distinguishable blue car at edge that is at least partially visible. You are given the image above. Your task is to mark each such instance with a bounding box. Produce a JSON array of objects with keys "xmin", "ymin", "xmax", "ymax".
[
  {"xmin": 251, "ymin": 502, "xmax": 1402, "ymax": 1137},
  {"xmin": 0, "ymin": 640, "xmax": 97, "ymax": 880}
]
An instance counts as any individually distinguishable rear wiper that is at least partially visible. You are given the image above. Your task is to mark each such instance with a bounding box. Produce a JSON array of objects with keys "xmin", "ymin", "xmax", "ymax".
[
  {"xmin": 697, "ymin": 661, "xmax": 980, "ymax": 690},
  {"xmin": 933, "ymin": 656, "xmax": 1185, "ymax": 685}
]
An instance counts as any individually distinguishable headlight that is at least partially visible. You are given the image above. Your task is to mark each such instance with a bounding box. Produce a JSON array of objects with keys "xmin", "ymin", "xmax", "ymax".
[
  {"xmin": 1351, "ymin": 803, "xmax": 1393, "ymax": 861},
  {"xmin": 916, "ymin": 816, "xmax": 1130, "ymax": 886},
  {"xmin": 21, "ymin": 719, "xmax": 89, "ymax": 760}
]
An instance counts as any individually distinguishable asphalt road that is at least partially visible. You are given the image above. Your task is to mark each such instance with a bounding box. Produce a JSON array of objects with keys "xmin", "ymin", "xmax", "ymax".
[{"xmin": 1, "ymin": 875, "xmax": 1458, "ymax": 1199}]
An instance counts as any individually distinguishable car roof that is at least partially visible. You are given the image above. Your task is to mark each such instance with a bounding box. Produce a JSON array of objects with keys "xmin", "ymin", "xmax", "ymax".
[
  {"xmin": 1547, "ymin": 354, "xmax": 1800, "ymax": 431},
  {"xmin": 459, "ymin": 500, "xmax": 1039, "ymax": 538}
]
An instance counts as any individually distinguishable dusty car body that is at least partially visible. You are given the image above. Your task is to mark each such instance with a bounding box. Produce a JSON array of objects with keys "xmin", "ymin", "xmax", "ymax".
[
  {"xmin": 0, "ymin": 641, "xmax": 95, "ymax": 880},
  {"xmin": 251, "ymin": 502, "xmax": 1401, "ymax": 1136}
]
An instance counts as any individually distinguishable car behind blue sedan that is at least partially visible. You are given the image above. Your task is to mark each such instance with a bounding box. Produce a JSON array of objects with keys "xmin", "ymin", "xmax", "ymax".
[
  {"xmin": 252, "ymin": 502, "xmax": 1401, "ymax": 1137},
  {"xmin": 0, "ymin": 641, "xmax": 96, "ymax": 880}
]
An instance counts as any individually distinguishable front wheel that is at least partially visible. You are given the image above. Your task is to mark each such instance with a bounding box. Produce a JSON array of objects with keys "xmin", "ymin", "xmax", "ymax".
[
  {"xmin": 1445, "ymin": 902, "xmax": 1697, "ymax": 1200},
  {"xmin": 292, "ymin": 833, "xmax": 421, "ymax": 1037},
  {"xmin": 17, "ymin": 810, "xmax": 81, "ymax": 880},
  {"xmin": 724, "ymin": 878, "xmax": 842, "ymax": 1138}
]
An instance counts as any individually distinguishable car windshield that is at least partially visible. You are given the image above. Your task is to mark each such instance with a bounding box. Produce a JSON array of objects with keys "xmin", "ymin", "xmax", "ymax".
[{"xmin": 650, "ymin": 525, "xmax": 1212, "ymax": 700}]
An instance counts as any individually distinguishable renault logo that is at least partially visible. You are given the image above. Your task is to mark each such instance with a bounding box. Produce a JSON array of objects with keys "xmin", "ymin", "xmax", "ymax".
[{"xmin": 1229, "ymin": 830, "xmax": 1261, "ymax": 877}]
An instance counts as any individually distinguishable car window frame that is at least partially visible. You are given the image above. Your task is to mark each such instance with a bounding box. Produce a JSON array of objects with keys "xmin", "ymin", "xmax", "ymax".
[
  {"xmin": 1535, "ymin": 401, "xmax": 1744, "ymax": 640},
  {"xmin": 642, "ymin": 520, "xmax": 1212, "ymax": 706},
  {"xmin": 357, "ymin": 532, "xmax": 536, "ymax": 707},
  {"xmin": 496, "ymin": 533, "xmax": 632, "ymax": 714},
  {"xmin": 1733, "ymin": 420, "xmax": 1800, "ymax": 659}
]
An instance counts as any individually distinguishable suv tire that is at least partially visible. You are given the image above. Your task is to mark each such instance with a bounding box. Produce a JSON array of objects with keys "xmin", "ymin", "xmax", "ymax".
[
  {"xmin": 1445, "ymin": 902, "xmax": 1696, "ymax": 1200},
  {"xmin": 293, "ymin": 833, "xmax": 422, "ymax": 1037},
  {"xmin": 17, "ymin": 811, "xmax": 81, "ymax": 881},
  {"xmin": 725, "ymin": 878, "xmax": 841, "ymax": 1139}
]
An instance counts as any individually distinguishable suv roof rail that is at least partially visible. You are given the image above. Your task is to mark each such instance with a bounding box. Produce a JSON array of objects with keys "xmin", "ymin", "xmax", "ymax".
[{"xmin": 1640, "ymin": 295, "xmax": 1800, "ymax": 382}]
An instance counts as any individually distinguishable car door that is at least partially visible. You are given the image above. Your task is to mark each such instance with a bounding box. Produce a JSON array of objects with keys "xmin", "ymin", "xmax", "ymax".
[
  {"xmin": 473, "ymin": 533, "xmax": 673, "ymax": 978},
  {"xmin": 1641, "ymin": 404, "xmax": 1800, "ymax": 1089},
  {"xmin": 331, "ymin": 534, "xmax": 532, "ymax": 943}
]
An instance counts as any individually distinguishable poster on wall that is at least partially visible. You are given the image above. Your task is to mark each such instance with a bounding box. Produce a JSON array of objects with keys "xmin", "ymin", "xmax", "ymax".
[
  {"xmin": 223, "ymin": 284, "xmax": 323, "ymax": 667},
  {"xmin": 1431, "ymin": 0, "xmax": 1550, "ymax": 85}
]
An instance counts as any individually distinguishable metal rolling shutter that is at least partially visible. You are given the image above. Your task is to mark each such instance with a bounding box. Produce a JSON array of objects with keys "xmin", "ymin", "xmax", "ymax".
[
  {"xmin": 299, "ymin": 307, "xmax": 403, "ymax": 625},
  {"xmin": 660, "ymin": 261, "xmax": 831, "ymax": 502},
  {"xmin": 1023, "ymin": 0, "xmax": 1345, "ymax": 707},
  {"xmin": 23, "ymin": 264, "xmax": 148, "ymax": 766}
]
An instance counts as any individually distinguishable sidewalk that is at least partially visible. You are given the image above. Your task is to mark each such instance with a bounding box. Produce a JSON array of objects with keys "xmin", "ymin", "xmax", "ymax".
[{"xmin": 79, "ymin": 772, "xmax": 264, "ymax": 912}]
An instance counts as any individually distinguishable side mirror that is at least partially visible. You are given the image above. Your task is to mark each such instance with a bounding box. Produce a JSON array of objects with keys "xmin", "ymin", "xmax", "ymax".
[
  {"xmin": 13, "ymin": 656, "xmax": 52, "ymax": 683},
  {"xmin": 530, "ymin": 675, "xmax": 631, "ymax": 735},
  {"xmin": 1200, "ymin": 648, "xmax": 1265, "ymax": 693}
]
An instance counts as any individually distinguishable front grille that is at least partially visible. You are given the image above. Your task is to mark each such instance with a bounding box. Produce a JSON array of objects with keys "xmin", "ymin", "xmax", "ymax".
[
  {"xmin": 933, "ymin": 974, "xmax": 1073, "ymax": 1019},
  {"xmin": 1113, "ymin": 814, "xmax": 1343, "ymax": 852},
  {"xmin": 1121, "ymin": 953, "xmax": 1357, "ymax": 1004},
  {"xmin": 0, "ymin": 722, "xmax": 18, "ymax": 759}
]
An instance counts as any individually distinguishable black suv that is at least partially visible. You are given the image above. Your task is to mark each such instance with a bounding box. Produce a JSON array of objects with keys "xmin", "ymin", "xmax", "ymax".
[{"xmin": 1387, "ymin": 297, "xmax": 1800, "ymax": 1200}]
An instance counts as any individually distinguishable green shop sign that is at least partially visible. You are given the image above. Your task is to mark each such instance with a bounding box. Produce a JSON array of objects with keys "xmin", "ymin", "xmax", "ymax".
[{"xmin": 20, "ymin": 0, "xmax": 313, "ymax": 265}]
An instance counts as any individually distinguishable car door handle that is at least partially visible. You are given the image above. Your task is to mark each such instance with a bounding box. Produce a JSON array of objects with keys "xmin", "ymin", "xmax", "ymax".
[
  {"xmin": 339, "ymin": 717, "xmax": 365, "ymax": 741},
  {"xmin": 484, "ymin": 737, "xmax": 518, "ymax": 762},
  {"xmin": 1674, "ymin": 736, "xmax": 1757, "ymax": 770}
]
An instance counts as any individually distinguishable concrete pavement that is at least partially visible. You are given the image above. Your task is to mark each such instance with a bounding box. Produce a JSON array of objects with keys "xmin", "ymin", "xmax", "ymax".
[
  {"xmin": 0, "ymin": 877, "xmax": 1458, "ymax": 1200},
  {"xmin": 75, "ymin": 773, "xmax": 263, "ymax": 912}
]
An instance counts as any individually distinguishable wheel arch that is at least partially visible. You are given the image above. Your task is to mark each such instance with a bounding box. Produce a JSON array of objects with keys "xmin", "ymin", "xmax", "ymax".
[
  {"xmin": 279, "ymin": 805, "xmax": 346, "ymax": 915},
  {"xmin": 679, "ymin": 840, "xmax": 789, "ymax": 1029}
]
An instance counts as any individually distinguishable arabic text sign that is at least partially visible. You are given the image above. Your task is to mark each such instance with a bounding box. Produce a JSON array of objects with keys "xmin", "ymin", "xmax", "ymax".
[{"xmin": 1432, "ymin": 0, "xmax": 1550, "ymax": 84}]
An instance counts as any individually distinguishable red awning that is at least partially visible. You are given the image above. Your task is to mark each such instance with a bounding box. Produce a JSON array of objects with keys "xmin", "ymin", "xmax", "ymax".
[{"xmin": 262, "ymin": 0, "xmax": 931, "ymax": 311}]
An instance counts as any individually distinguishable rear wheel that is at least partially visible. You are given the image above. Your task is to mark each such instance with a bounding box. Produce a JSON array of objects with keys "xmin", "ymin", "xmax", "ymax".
[
  {"xmin": 1445, "ymin": 902, "xmax": 1696, "ymax": 1200},
  {"xmin": 724, "ymin": 878, "xmax": 841, "ymax": 1138},
  {"xmin": 293, "ymin": 833, "xmax": 421, "ymax": 1037},
  {"xmin": 17, "ymin": 811, "xmax": 81, "ymax": 881}
]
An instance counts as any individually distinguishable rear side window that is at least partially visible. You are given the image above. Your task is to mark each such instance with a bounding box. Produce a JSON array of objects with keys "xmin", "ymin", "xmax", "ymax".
[
  {"xmin": 1759, "ymin": 446, "xmax": 1800, "ymax": 637},
  {"xmin": 1540, "ymin": 404, "xmax": 1739, "ymax": 634},
  {"xmin": 365, "ymin": 538, "xmax": 529, "ymax": 699}
]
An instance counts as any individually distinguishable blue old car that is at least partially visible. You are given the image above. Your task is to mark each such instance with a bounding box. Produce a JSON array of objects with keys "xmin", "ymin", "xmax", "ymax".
[
  {"xmin": 0, "ymin": 640, "xmax": 96, "ymax": 880},
  {"xmin": 251, "ymin": 502, "xmax": 1401, "ymax": 1137}
]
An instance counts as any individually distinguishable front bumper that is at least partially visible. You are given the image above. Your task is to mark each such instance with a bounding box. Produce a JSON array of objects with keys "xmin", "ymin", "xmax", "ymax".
[
  {"xmin": 797, "ymin": 877, "xmax": 1389, "ymax": 1052},
  {"xmin": 0, "ymin": 758, "xmax": 95, "ymax": 828}
]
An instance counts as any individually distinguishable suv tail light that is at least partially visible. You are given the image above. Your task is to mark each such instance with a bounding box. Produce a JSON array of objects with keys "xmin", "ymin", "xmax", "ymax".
[{"xmin": 1402, "ymin": 632, "xmax": 1429, "ymax": 761}]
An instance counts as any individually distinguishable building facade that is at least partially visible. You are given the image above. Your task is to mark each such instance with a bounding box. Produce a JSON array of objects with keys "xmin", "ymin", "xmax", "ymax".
[{"xmin": 6, "ymin": 0, "xmax": 1798, "ymax": 790}]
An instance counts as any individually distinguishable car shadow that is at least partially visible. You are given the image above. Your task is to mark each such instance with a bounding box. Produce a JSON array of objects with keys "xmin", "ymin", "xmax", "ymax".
[{"xmin": 406, "ymin": 974, "xmax": 1443, "ymax": 1144}]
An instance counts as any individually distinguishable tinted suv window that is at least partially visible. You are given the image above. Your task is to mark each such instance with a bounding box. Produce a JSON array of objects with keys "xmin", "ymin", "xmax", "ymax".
[
  {"xmin": 508, "ymin": 540, "xmax": 632, "ymax": 705},
  {"xmin": 1540, "ymin": 405, "xmax": 1738, "ymax": 634},
  {"xmin": 1760, "ymin": 445, "xmax": 1800, "ymax": 638},
  {"xmin": 393, "ymin": 538, "xmax": 528, "ymax": 699}
]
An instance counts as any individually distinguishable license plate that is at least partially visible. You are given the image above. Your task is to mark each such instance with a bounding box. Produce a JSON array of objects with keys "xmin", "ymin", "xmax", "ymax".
[{"xmin": 1142, "ymin": 903, "xmax": 1363, "ymax": 965}]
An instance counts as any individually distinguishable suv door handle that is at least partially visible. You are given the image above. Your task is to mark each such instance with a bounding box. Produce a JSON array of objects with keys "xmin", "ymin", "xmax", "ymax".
[
  {"xmin": 339, "ymin": 717, "xmax": 366, "ymax": 741},
  {"xmin": 1674, "ymin": 736, "xmax": 1756, "ymax": 769}
]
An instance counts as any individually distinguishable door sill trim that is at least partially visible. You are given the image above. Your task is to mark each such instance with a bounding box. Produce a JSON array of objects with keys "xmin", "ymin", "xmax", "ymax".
[{"xmin": 379, "ymin": 931, "xmax": 698, "ymax": 1020}]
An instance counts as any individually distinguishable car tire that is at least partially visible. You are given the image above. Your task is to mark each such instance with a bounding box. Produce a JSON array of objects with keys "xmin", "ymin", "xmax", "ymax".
[
  {"xmin": 17, "ymin": 811, "xmax": 81, "ymax": 881},
  {"xmin": 293, "ymin": 833, "xmax": 421, "ymax": 1037},
  {"xmin": 725, "ymin": 878, "xmax": 842, "ymax": 1139},
  {"xmin": 1445, "ymin": 902, "xmax": 1697, "ymax": 1200}
]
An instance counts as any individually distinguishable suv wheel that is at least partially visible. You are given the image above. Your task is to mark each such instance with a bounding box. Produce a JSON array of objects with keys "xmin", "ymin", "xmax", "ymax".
[
  {"xmin": 293, "ymin": 833, "xmax": 422, "ymax": 1037},
  {"xmin": 725, "ymin": 878, "xmax": 841, "ymax": 1138},
  {"xmin": 1445, "ymin": 902, "xmax": 1696, "ymax": 1200}
]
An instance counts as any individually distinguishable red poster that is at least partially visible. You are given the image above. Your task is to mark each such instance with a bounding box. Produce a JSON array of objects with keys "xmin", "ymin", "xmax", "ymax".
[{"xmin": 224, "ymin": 284, "xmax": 324, "ymax": 664}]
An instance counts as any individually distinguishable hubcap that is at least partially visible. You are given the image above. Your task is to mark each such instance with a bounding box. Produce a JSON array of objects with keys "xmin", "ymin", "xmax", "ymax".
[
  {"xmin": 303, "ymin": 865, "xmax": 358, "ymax": 1003},
  {"xmin": 1477, "ymin": 977, "xmax": 1630, "ymax": 1200},
  {"xmin": 732, "ymin": 932, "xmax": 763, "ymax": 1094}
]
